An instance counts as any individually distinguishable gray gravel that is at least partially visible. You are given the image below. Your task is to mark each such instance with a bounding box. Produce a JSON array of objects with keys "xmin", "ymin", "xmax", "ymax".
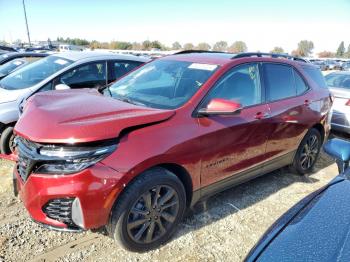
[{"xmin": 0, "ymin": 152, "xmax": 338, "ymax": 261}]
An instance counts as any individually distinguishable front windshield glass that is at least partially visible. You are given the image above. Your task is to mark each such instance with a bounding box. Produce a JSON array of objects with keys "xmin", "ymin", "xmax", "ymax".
[
  {"xmin": 0, "ymin": 55, "xmax": 73, "ymax": 90},
  {"xmin": 325, "ymin": 74, "xmax": 350, "ymax": 89},
  {"xmin": 0, "ymin": 59, "xmax": 26, "ymax": 76},
  {"xmin": 107, "ymin": 59, "xmax": 219, "ymax": 109}
]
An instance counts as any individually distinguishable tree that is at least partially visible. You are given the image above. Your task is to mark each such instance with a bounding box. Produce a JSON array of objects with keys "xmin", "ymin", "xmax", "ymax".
[
  {"xmin": 195, "ymin": 42, "xmax": 211, "ymax": 51},
  {"xmin": 228, "ymin": 41, "xmax": 247, "ymax": 53},
  {"xmin": 151, "ymin": 40, "xmax": 162, "ymax": 50},
  {"xmin": 183, "ymin": 43, "xmax": 194, "ymax": 50},
  {"xmin": 213, "ymin": 41, "xmax": 228, "ymax": 51},
  {"xmin": 336, "ymin": 41, "xmax": 345, "ymax": 57},
  {"xmin": 318, "ymin": 51, "xmax": 335, "ymax": 58},
  {"xmin": 142, "ymin": 40, "xmax": 152, "ymax": 50},
  {"xmin": 132, "ymin": 42, "xmax": 142, "ymax": 50},
  {"xmin": 295, "ymin": 40, "xmax": 314, "ymax": 57},
  {"xmin": 270, "ymin": 47, "xmax": 284, "ymax": 54},
  {"xmin": 172, "ymin": 41, "xmax": 182, "ymax": 50},
  {"xmin": 346, "ymin": 44, "xmax": 350, "ymax": 58}
]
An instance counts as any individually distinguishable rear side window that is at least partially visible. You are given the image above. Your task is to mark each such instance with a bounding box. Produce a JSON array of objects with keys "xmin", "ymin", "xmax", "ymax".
[
  {"xmin": 294, "ymin": 70, "xmax": 308, "ymax": 95},
  {"xmin": 263, "ymin": 63, "xmax": 295, "ymax": 101},
  {"xmin": 302, "ymin": 66, "xmax": 327, "ymax": 89},
  {"xmin": 113, "ymin": 61, "xmax": 141, "ymax": 79}
]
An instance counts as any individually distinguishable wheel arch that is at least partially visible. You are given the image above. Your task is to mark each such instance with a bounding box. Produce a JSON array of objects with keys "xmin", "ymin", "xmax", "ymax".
[{"xmin": 311, "ymin": 123, "xmax": 325, "ymax": 143}]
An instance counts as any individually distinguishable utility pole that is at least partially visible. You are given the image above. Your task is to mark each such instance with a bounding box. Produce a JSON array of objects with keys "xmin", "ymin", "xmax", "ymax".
[{"xmin": 22, "ymin": 0, "xmax": 31, "ymax": 46}]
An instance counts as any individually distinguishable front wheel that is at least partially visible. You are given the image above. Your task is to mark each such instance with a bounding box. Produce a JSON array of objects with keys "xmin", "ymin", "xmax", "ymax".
[
  {"xmin": 290, "ymin": 128, "xmax": 321, "ymax": 175},
  {"xmin": 0, "ymin": 126, "xmax": 15, "ymax": 154},
  {"xmin": 107, "ymin": 168, "xmax": 186, "ymax": 252}
]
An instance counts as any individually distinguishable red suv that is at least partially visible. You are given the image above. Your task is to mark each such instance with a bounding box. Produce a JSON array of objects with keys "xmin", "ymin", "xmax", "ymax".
[{"xmin": 13, "ymin": 51, "xmax": 332, "ymax": 252}]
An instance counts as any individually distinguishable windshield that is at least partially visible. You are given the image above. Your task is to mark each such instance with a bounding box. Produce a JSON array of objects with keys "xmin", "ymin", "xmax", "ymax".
[
  {"xmin": 325, "ymin": 74, "xmax": 350, "ymax": 89},
  {"xmin": 0, "ymin": 59, "xmax": 26, "ymax": 76},
  {"xmin": 0, "ymin": 55, "xmax": 73, "ymax": 90},
  {"xmin": 107, "ymin": 59, "xmax": 218, "ymax": 109}
]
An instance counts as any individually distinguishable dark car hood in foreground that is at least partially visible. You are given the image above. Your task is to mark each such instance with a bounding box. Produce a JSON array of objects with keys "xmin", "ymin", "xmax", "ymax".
[
  {"xmin": 15, "ymin": 89, "xmax": 175, "ymax": 143},
  {"xmin": 246, "ymin": 175, "xmax": 350, "ymax": 262}
]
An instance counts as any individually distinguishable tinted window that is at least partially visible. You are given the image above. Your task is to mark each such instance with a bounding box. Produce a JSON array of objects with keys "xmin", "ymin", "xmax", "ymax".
[
  {"xmin": 204, "ymin": 63, "xmax": 261, "ymax": 107},
  {"xmin": 294, "ymin": 70, "xmax": 308, "ymax": 95},
  {"xmin": 59, "ymin": 62, "xmax": 107, "ymax": 89},
  {"xmin": 302, "ymin": 66, "xmax": 327, "ymax": 89},
  {"xmin": 113, "ymin": 61, "xmax": 141, "ymax": 79},
  {"xmin": 263, "ymin": 64, "xmax": 295, "ymax": 101},
  {"xmin": 108, "ymin": 60, "xmax": 218, "ymax": 109}
]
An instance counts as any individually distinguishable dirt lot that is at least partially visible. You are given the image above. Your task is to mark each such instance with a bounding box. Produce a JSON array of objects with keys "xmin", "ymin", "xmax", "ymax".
[{"xmin": 0, "ymin": 151, "xmax": 338, "ymax": 262}]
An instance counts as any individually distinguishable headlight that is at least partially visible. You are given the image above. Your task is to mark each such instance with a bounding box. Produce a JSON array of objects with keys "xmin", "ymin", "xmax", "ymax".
[{"xmin": 35, "ymin": 144, "xmax": 117, "ymax": 174}]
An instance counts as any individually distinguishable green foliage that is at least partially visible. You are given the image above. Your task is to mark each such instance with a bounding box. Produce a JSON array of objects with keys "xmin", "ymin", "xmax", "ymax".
[
  {"xmin": 183, "ymin": 43, "xmax": 194, "ymax": 50},
  {"xmin": 195, "ymin": 42, "xmax": 211, "ymax": 51},
  {"xmin": 270, "ymin": 46, "xmax": 284, "ymax": 54},
  {"xmin": 336, "ymin": 41, "xmax": 345, "ymax": 57},
  {"xmin": 346, "ymin": 44, "xmax": 350, "ymax": 58},
  {"xmin": 213, "ymin": 41, "xmax": 228, "ymax": 51},
  {"xmin": 294, "ymin": 40, "xmax": 314, "ymax": 57},
  {"xmin": 172, "ymin": 41, "xmax": 182, "ymax": 50},
  {"xmin": 228, "ymin": 41, "xmax": 247, "ymax": 53}
]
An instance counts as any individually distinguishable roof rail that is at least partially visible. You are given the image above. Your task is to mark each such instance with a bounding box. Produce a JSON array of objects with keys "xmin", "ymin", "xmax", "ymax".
[
  {"xmin": 232, "ymin": 52, "xmax": 308, "ymax": 63},
  {"xmin": 174, "ymin": 50, "xmax": 226, "ymax": 55}
]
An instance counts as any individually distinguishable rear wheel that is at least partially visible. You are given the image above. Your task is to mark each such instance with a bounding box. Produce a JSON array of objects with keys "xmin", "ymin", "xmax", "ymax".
[
  {"xmin": 0, "ymin": 126, "xmax": 15, "ymax": 154},
  {"xmin": 290, "ymin": 128, "xmax": 321, "ymax": 175},
  {"xmin": 107, "ymin": 167, "xmax": 186, "ymax": 252}
]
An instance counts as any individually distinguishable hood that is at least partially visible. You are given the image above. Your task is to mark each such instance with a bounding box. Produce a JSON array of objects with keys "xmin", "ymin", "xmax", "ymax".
[
  {"xmin": 0, "ymin": 87, "xmax": 28, "ymax": 104},
  {"xmin": 15, "ymin": 89, "xmax": 175, "ymax": 143},
  {"xmin": 329, "ymin": 87, "xmax": 350, "ymax": 99},
  {"xmin": 253, "ymin": 177, "xmax": 350, "ymax": 261}
]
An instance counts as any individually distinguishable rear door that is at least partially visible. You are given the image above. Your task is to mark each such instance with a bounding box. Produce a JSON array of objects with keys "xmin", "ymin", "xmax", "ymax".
[
  {"xmin": 198, "ymin": 63, "xmax": 272, "ymax": 189},
  {"xmin": 263, "ymin": 63, "xmax": 311, "ymax": 167}
]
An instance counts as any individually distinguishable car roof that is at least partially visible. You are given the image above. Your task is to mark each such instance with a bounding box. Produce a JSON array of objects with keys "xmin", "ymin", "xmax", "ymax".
[
  {"xmin": 52, "ymin": 51, "xmax": 150, "ymax": 63},
  {"xmin": 161, "ymin": 51, "xmax": 309, "ymax": 66},
  {"xmin": 162, "ymin": 52, "xmax": 235, "ymax": 66}
]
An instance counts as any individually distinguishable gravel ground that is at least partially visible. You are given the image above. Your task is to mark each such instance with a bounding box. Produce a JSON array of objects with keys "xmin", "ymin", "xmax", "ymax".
[{"xmin": 0, "ymin": 151, "xmax": 339, "ymax": 262}]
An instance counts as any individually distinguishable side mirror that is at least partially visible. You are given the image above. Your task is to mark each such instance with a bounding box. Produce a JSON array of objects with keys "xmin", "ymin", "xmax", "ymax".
[
  {"xmin": 198, "ymin": 98, "xmax": 242, "ymax": 116},
  {"xmin": 55, "ymin": 84, "xmax": 71, "ymax": 90},
  {"xmin": 323, "ymin": 138, "xmax": 350, "ymax": 173}
]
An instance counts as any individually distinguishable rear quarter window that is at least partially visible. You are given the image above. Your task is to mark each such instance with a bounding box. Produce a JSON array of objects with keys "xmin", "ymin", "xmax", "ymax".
[{"xmin": 301, "ymin": 66, "xmax": 327, "ymax": 89}]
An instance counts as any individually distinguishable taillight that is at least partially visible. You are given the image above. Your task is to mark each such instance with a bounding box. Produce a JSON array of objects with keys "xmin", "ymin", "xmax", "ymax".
[{"xmin": 345, "ymin": 100, "xmax": 350, "ymax": 106}]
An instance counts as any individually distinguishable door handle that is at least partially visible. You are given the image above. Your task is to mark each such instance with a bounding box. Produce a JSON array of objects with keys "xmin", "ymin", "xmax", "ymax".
[{"xmin": 255, "ymin": 112, "xmax": 270, "ymax": 119}]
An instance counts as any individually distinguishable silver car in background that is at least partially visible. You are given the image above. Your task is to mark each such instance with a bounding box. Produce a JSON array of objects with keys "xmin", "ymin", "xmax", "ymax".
[
  {"xmin": 0, "ymin": 51, "xmax": 149, "ymax": 154},
  {"xmin": 325, "ymin": 72, "xmax": 350, "ymax": 134}
]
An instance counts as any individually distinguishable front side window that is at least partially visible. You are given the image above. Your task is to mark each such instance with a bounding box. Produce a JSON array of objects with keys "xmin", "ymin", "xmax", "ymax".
[
  {"xmin": 0, "ymin": 56, "xmax": 73, "ymax": 90},
  {"xmin": 59, "ymin": 62, "xmax": 107, "ymax": 89},
  {"xmin": 203, "ymin": 63, "xmax": 262, "ymax": 107},
  {"xmin": 107, "ymin": 59, "xmax": 218, "ymax": 109},
  {"xmin": 0, "ymin": 59, "xmax": 26, "ymax": 77},
  {"xmin": 263, "ymin": 63, "xmax": 295, "ymax": 101}
]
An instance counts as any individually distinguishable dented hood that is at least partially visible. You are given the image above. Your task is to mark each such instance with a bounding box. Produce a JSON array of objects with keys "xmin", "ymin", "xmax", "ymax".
[{"xmin": 15, "ymin": 89, "xmax": 175, "ymax": 143}]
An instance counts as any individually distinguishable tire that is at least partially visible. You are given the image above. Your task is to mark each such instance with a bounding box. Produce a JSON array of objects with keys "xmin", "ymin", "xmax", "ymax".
[
  {"xmin": 0, "ymin": 126, "xmax": 15, "ymax": 155},
  {"xmin": 107, "ymin": 167, "xmax": 186, "ymax": 252},
  {"xmin": 290, "ymin": 128, "xmax": 321, "ymax": 175}
]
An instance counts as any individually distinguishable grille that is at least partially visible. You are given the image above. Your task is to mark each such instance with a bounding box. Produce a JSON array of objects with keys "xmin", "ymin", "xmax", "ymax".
[
  {"xmin": 16, "ymin": 137, "xmax": 39, "ymax": 182},
  {"xmin": 42, "ymin": 198, "xmax": 75, "ymax": 226}
]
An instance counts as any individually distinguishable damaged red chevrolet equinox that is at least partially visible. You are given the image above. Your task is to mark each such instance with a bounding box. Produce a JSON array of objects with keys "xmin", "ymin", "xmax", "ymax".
[{"xmin": 13, "ymin": 51, "xmax": 332, "ymax": 252}]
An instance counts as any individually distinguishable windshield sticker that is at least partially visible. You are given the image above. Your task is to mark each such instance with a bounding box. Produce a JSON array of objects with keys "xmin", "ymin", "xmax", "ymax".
[
  {"xmin": 54, "ymin": 59, "xmax": 68, "ymax": 65},
  {"xmin": 188, "ymin": 63, "xmax": 217, "ymax": 71},
  {"xmin": 14, "ymin": 61, "xmax": 23, "ymax": 66}
]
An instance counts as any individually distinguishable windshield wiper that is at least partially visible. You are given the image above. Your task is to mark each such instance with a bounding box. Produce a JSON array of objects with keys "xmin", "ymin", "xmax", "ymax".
[{"xmin": 116, "ymin": 95, "xmax": 146, "ymax": 107}]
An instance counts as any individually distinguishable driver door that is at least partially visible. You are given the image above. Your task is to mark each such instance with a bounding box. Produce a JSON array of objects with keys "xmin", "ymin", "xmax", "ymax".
[{"xmin": 197, "ymin": 63, "xmax": 272, "ymax": 189}]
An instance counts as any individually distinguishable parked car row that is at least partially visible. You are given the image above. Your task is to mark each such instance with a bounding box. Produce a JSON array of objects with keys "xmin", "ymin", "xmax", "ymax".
[{"xmin": 309, "ymin": 58, "xmax": 350, "ymax": 71}]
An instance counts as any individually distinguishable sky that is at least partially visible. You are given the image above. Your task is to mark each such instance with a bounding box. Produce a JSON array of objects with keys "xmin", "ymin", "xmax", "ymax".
[{"xmin": 0, "ymin": 0, "xmax": 349, "ymax": 54}]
